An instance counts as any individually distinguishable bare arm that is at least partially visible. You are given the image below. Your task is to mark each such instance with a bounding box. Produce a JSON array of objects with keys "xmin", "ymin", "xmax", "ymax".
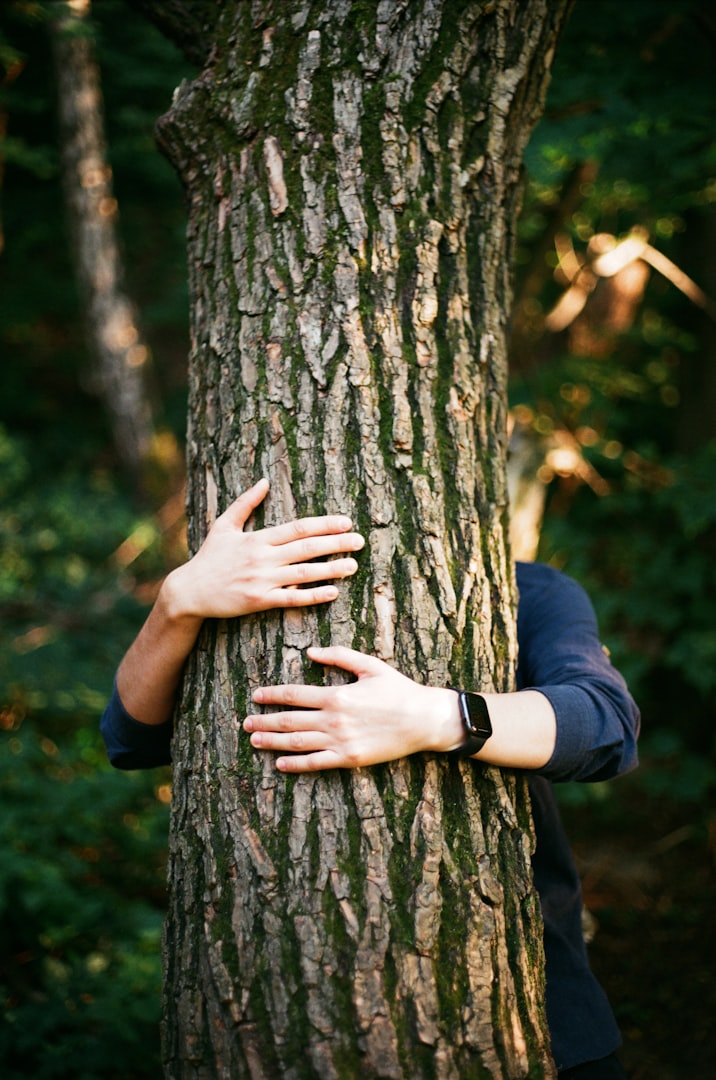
[
  {"xmin": 243, "ymin": 645, "xmax": 556, "ymax": 772},
  {"xmin": 116, "ymin": 480, "xmax": 365, "ymax": 726}
]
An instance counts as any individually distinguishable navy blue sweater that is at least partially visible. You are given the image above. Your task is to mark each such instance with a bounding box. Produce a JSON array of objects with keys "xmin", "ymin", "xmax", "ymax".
[{"xmin": 101, "ymin": 561, "xmax": 640, "ymax": 1070}]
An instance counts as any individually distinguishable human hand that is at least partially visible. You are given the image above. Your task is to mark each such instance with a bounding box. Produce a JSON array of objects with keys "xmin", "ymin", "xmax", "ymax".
[
  {"xmin": 244, "ymin": 646, "xmax": 461, "ymax": 771},
  {"xmin": 162, "ymin": 479, "xmax": 364, "ymax": 621}
]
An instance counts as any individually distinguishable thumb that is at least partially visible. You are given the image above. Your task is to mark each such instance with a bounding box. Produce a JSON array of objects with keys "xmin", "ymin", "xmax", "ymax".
[
  {"xmin": 307, "ymin": 645, "xmax": 390, "ymax": 680},
  {"xmin": 224, "ymin": 478, "xmax": 270, "ymax": 530}
]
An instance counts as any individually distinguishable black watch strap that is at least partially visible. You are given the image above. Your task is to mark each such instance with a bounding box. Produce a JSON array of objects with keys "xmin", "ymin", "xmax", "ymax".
[{"xmin": 447, "ymin": 690, "xmax": 493, "ymax": 759}]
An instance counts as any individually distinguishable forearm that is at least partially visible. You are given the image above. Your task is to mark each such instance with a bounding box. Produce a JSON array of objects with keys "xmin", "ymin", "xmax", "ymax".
[
  {"xmin": 115, "ymin": 569, "xmax": 204, "ymax": 726},
  {"xmin": 466, "ymin": 690, "xmax": 556, "ymax": 770},
  {"xmin": 416, "ymin": 687, "xmax": 557, "ymax": 770}
]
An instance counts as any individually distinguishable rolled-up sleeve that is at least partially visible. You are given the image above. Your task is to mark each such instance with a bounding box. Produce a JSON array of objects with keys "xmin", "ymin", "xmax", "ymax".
[
  {"xmin": 515, "ymin": 562, "xmax": 640, "ymax": 783},
  {"xmin": 100, "ymin": 682, "xmax": 173, "ymax": 770}
]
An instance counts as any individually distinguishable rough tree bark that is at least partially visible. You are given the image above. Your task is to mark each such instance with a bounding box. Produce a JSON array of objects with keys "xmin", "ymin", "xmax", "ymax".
[
  {"xmin": 132, "ymin": 1, "xmax": 572, "ymax": 1076},
  {"xmin": 51, "ymin": 0, "xmax": 155, "ymax": 483}
]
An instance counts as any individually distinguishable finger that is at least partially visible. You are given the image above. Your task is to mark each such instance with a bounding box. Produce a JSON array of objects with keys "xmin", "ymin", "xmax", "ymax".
[
  {"xmin": 276, "ymin": 751, "xmax": 341, "ymax": 773},
  {"xmin": 276, "ymin": 532, "xmax": 365, "ymax": 565},
  {"xmin": 266, "ymin": 515, "xmax": 358, "ymax": 547},
  {"xmin": 244, "ymin": 707, "xmax": 323, "ymax": 733},
  {"xmin": 307, "ymin": 645, "xmax": 390, "ymax": 679},
  {"xmin": 276, "ymin": 557, "xmax": 358, "ymax": 588},
  {"xmin": 251, "ymin": 683, "xmax": 330, "ymax": 709},
  {"xmin": 223, "ymin": 479, "xmax": 270, "ymax": 529},
  {"xmin": 265, "ymin": 584, "xmax": 341, "ymax": 608},
  {"xmin": 247, "ymin": 726, "xmax": 330, "ymax": 755}
]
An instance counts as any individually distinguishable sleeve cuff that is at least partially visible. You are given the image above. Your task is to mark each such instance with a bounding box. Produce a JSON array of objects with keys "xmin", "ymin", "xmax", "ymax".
[
  {"xmin": 531, "ymin": 684, "xmax": 638, "ymax": 783},
  {"xmin": 100, "ymin": 681, "xmax": 173, "ymax": 770}
]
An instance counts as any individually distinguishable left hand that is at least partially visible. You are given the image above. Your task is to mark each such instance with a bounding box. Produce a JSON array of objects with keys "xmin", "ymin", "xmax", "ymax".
[
  {"xmin": 165, "ymin": 479, "xmax": 364, "ymax": 622},
  {"xmin": 243, "ymin": 646, "xmax": 461, "ymax": 771}
]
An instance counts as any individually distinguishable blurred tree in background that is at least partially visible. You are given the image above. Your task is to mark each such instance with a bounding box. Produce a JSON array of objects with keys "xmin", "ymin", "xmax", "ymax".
[
  {"xmin": 49, "ymin": 0, "xmax": 157, "ymax": 487},
  {"xmin": 0, "ymin": 2, "xmax": 190, "ymax": 1075},
  {"xmin": 0, "ymin": 1, "xmax": 714, "ymax": 1077}
]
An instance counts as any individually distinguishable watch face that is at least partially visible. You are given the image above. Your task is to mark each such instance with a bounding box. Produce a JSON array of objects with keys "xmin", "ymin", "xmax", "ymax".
[
  {"xmin": 461, "ymin": 692, "xmax": 492, "ymax": 739},
  {"xmin": 448, "ymin": 691, "xmax": 494, "ymax": 759}
]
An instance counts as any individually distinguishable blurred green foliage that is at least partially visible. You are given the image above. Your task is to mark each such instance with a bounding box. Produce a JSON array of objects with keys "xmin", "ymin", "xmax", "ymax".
[
  {"xmin": 0, "ymin": 422, "xmax": 173, "ymax": 1078},
  {"xmin": 523, "ymin": 0, "xmax": 715, "ymax": 222},
  {"xmin": 0, "ymin": 423, "xmax": 169, "ymax": 717},
  {"xmin": 1, "ymin": 3, "xmax": 185, "ymax": 1075},
  {"xmin": 0, "ymin": 0, "xmax": 714, "ymax": 1075},
  {"xmin": 0, "ymin": 721, "xmax": 169, "ymax": 1080},
  {"xmin": 512, "ymin": 0, "xmax": 716, "ymax": 797}
]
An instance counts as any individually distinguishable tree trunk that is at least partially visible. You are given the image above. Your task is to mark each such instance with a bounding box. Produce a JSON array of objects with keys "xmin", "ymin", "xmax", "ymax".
[
  {"xmin": 51, "ymin": 0, "xmax": 155, "ymax": 484},
  {"xmin": 145, "ymin": 2, "xmax": 572, "ymax": 1076}
]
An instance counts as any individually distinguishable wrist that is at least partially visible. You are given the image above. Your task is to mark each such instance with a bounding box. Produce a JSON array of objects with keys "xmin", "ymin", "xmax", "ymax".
[
  {"xmin": 157, "ymin": 565, "xmax": 204, "ymax": 627},
  {"xmin": 424, "ymin": 687, "xmax": 464, "ymax": 754}
]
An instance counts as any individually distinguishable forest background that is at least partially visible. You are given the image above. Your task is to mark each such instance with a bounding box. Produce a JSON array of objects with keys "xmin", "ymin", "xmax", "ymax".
[{"xmin": 0, "ymin": 1, "xmax": 714, "ymax": 1078}]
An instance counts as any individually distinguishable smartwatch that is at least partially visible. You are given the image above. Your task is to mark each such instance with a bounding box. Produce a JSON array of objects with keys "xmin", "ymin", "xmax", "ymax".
[{"xmin": 447, "ymin": 690, "xmax": 493, "ymax": 759}]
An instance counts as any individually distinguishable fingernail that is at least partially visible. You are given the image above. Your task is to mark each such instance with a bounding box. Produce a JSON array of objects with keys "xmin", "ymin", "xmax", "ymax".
[
  {"xmin": 252, "ymin": 689, "xmax": 263, "ymax": 703},
  {"xmin": 243, "ymin": 717, "xmax": 253, "ymax": 731}
]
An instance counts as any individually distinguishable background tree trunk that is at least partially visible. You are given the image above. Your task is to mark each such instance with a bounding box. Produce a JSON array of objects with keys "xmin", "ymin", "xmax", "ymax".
[
  {"xmin": 145, "ymin": 2, "xmax": 572, "ymax": 1076},
  {"xmin": 51, "ymin": 0, "xmax": 156, "ymax": 486}
]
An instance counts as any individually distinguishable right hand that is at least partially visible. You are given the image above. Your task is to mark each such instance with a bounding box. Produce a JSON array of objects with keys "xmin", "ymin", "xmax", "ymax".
[
  {"xmin": 162, "ymin": 478, "xmax": 364, "ymax": 621},
  {"xmin": 245, "ymin": 646, "xmax": 461, "ymax": 771}
]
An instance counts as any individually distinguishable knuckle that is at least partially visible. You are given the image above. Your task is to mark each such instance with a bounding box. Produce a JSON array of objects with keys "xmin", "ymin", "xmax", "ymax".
[
  {"xmin": 289, "ymin": 519, "xmax": 309, "ymax": 542},
  {"xmin": 344, "ymin": 746, "xmax": 362, "ymax": 769},
  {"xmin": 327, "ymin": 711, "xmax": 348, "ymax": 743},
  {"xmin": 294, "ymin": 562, "xmax": 313, "ymax": 583},
  {"xmin": 284, "ymin": 590, "xmax": 307, "ymax": 608},
  {"xmin": 240, "ymin": 549, "xmax": 260, "ymax": 577},
  {"xmin": 330, "ymin": 686, "xmax": 351, "ymax": 712},
  {"xmin": 297, "ymin": 537, "xmax": 317, "ymax": 561},
  {"xmin": 244, "ymin": 580, "xmax": 262, "ymax": 600}
]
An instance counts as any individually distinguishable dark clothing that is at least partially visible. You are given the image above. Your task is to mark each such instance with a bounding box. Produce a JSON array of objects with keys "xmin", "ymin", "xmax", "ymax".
[
  {"xmin": 513, "ymin": 564, "xmax": 640, "ymax": 1070},
  {"xmin": 100, "ymin": 561, "xmax": 640, "ymax": 1072},
  {"xmin": 558, "ymin": 1051, "xmax": 629, "ymax": 1078},
  {"xmin": 529, "ymin": 779, "xmax": 623, "ymax": 1069}
]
